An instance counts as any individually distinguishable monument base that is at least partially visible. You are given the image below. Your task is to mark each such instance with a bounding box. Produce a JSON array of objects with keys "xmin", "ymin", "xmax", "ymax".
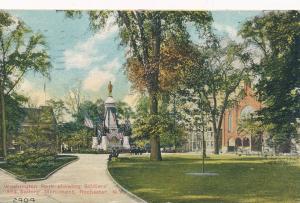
[
  {"xmin": 101, "ymin": 136, "xmax": 108, "ymax": 151},
  {"xmin": 123, "ymin": 136, "xmax": 130, "ymax": 149},
  {"xmin": 92, "ymin": 137, "xmax": 98, "ymax": 149}
]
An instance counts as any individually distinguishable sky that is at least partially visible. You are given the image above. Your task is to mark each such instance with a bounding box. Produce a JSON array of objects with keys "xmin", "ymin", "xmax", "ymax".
[{"xmin": 8, "ymin": 10, "xmax": 262, "ymax": 107}]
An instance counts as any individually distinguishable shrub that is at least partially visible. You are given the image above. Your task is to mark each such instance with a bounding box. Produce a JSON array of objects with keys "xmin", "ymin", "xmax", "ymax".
[{"xmin": 7, "ymin": 148, "xmax": 56, "ymax": 168}]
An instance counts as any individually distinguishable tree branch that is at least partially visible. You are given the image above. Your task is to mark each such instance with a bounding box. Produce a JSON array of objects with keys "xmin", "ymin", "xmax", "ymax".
[
  {"xmin": 5, "ymin": 70, "xmax": 26, "ymax": 95},
  {"xmin": 118, "ymin": 11, "xmax": 144, "ymax": 66}
]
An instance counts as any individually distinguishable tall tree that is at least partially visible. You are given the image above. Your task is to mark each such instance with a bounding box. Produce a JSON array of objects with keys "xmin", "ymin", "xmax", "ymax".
[
  {"xmin": 64, "ymin": 80, "xmax": 83, "ymax": 117},
  {"xmin": 0, "ymin": 12, "xmax": 51, "ymax": 158},
  {"xmin": 67, "ymin": 11, "xmax": 212, "ymax": 160},
  {"xmin": 5, "ymin": 93, "xmax": 27, "ymax": 146},
  {"xmin": 182, "ymin": 38, "xmax": 252, "ymax": 154},
  {"xmin": 240, "ymin": 11, "xmax": 300, "ymax": 149}
]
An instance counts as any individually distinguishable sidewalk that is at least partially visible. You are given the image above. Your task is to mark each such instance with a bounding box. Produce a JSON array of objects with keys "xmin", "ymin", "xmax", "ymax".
[{"xmin": 0, "ymin": 154, "xmax": 138, "ymax": 203}]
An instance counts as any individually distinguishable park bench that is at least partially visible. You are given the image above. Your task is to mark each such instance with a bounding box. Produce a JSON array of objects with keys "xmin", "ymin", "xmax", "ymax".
[
  {"xmin": 108, "ymin": 150, "xmax": 119, "ymax": 161},
  {"xmin": 130, "ymin": 147, "xmax": 145, "ymax": 155}
]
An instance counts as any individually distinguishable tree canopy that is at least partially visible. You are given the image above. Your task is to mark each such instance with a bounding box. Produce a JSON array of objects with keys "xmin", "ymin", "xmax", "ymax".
[
  {"xmin": 0, "ymin": 11, "xmax": 51, "ymax": 158},
  {"xmin": 240, "ymin": 11, "xmax": 300, "ymax": 146},
  {"xmin": 67, "ymin": 10, "xmax": 213, "ymax": 160},
  {"xmin": 181, "ymin": 35, "xmax": 252, "ymax": 154}
]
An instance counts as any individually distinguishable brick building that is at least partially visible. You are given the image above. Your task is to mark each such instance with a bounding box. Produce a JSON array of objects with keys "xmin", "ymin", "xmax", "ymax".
[{"xmin": 221, "ymin": 84, "xmax": 263, "ymax": 153}]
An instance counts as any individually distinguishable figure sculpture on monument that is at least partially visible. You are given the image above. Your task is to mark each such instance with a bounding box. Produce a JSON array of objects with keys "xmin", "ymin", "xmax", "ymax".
[
  {"xmin": 94, "ymin": 81, "xmax": 131, "ymax": 151},
  {"xmin": 108, "ymin": 81, "xmax": 113, "ymax": 96}
]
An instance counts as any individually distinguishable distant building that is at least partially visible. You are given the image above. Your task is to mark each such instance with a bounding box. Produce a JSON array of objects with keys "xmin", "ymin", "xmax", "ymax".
[
  {"xmin": 185, "ymin": 125, "xmax": 215, "ymax": 154},
  {"xmin": 221, "ymin": 84, "xmax": 265, "ymax": 153},
  {"xmin": 14, "ymin": 106, "xmax": 58, "ymax": 152},
  {"xmin": 184, "ymin": 82, "xmax": 300, "ymax": 155}
]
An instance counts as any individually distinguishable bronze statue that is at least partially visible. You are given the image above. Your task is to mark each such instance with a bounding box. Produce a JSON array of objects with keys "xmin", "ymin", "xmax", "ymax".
[{"xmin": 108, "ymin": 81, "xmax": 113, "ymax": 96}]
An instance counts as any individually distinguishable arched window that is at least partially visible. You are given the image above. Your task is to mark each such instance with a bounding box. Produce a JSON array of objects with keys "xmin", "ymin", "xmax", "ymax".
[
  {"xmin": 235, "ymin": 138, "xmax": 242, "ymax": 147},
  {"xmin": 243, "ymin": 137, "xmax": 250, "ymax": 147},
  {"xmin": 228, "ymin": 111, "xmax": 232, "ymax": 132},
  {"xmin": 240, "ymin": 106, "xmax": 255, "ymax": 120}
]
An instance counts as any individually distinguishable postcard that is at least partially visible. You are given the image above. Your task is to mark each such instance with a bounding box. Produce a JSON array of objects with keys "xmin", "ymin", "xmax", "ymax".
[{"xmin": 0, "ymin": 3, "xmax": 300, "ymax": 203}]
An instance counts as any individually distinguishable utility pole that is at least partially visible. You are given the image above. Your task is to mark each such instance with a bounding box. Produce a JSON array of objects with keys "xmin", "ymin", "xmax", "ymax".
[
  {"xmin": 173, "ymin": 93, "xmax": 176, "ymax": 150},
  {"xmin": 199, "ymin": 100, "xmax": 207, "ymax": 173},
  {"xmin": 202, "ymin": 119, "xmax": 206, "ymax": 173}
]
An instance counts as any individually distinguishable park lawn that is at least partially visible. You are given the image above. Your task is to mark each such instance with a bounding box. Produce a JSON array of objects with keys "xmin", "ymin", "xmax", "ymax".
[
  {"xmin": 108, "ymin": 154, "xmax": 300, "ymax": 203},
  {"xmin": 0, "ymin": 155, "xmax": 78, "ymax": 180}
]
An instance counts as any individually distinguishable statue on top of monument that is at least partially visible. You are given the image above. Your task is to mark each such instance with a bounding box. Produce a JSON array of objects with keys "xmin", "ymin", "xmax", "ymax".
[{"xmin": 108, "ymin": 81, "xmax": 113, "ymax": 96}]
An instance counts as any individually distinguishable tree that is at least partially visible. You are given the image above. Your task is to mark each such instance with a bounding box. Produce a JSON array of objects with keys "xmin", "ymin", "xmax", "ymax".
[
  {"xmin": 56, "ymin": 98, "xmax": 106, "ymax": 152},
  {"xmin": 133, "ymin": 112, "xmax": 185, "ymax": 148},
  {"xmin": 132, "ymin": 95, "xmax": 186, "ymax": 150},
  {"xmin": 15, "ymin": 106, "xmax": 58, "ymax": 154},
  {"xmin": 75, "ymin": 99, "xmax": 105, "ymax": 125},
  {"xmin": 0, "ymin": 12, "xmax": 51, "ymax": 158},
  {"xmin": 64, "ymin": 80, "xmax": 84, "ymax": 117},
  {"xmin": 237, "ymin": 114, "xmax": 273, "ymax": 152},
  {"xmin": 46, "ymin": 99, "xmax": 67, "ymax": 124},
  {"xmin": 182, "ymin": 38, "xmax": 252, "ymax": 154},
  {"xmin": 240, "ymin": 11, "xmax": 300, "ymax": 149},
  {"xmin": 5, "ymin": 93, "xmax": 27, "ymax": 137},
  {"xmin": 67, "ymin": 11, "xmax": 212, "ymax": 160},
  {"xmin": 116, "ymin": 101, "xmax": 134, "ymax": 121},
  {"xmin": 62, "ymin": 129, "xmax": 93, "ymax": 152}
]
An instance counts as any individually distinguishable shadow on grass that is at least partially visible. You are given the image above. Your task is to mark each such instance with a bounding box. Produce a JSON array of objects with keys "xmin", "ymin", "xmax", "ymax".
[{"xmin": 109, "ymin": 156, "xmax": 300, "ymax": 203}]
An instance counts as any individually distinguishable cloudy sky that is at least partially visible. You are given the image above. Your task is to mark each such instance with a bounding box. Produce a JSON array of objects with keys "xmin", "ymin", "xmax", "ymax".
[{"xmin": 9, "ymin": 10, "xmax": 261, "ymax": 107}]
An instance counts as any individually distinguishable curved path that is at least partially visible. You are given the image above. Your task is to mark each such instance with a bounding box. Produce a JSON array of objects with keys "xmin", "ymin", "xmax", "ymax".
[{"xmin": 0, "ymin": 154, "xmax": 138, "ymax": 203}]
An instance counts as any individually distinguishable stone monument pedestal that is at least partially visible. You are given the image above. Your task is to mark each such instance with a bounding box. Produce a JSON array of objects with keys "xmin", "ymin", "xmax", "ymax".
[
  {"xmin": 101, "ymin": 136, "xmax": 108, "ymax": 151},
  {"xmin": 123, "ymin": 136, "xmax": 130, "ymax": 149},
  {"xmin": 92, "ymin": 137, "xmax": 98, "ymax": 149}
]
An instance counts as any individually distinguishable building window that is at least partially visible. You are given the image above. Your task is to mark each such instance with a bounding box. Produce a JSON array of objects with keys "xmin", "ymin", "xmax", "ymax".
[
  {"xmin": 240, "ymin": 106, "xmax": 255, "ymax": 120},
  {"xmin": 228, "ymin": 112, "xmax": 232, "ymax": 132}
]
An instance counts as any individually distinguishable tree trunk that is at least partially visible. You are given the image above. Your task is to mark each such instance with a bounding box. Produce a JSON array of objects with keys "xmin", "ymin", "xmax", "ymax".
[
  {"xmin": 149, "ymin": 13, "xmax": 162, "ymax": 161},
  {"xmin": 212, "ymin": 91, "xmax": 230, "ymax": 155},
  {"xmin": 149, "ymin": 91, "xmax": 162, "ymax": 161},
  {"xmin": 202, "ymin": 124, "xmax": 207, "ymax": 158},
  {"xmin": 211, "ymin": 113, "xmax": 220, "ymax": 154},
  {"xmin": 0, "ymin": 86, "xmax": 7, "ymax": 158},
  {"xmin": 214, "ymin": 129, "xmax": 220, "ymax": 154}
]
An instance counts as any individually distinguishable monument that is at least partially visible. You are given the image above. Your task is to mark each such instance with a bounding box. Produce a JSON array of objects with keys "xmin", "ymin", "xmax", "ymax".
[{"xmin": 92, "ymin": 81, "xmax": 131, "ymax": 151}]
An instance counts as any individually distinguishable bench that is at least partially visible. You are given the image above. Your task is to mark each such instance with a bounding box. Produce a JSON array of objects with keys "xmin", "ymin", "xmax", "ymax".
[
  {"xmin": 130, "ymin": 148, "xmax": 145, "ymax": 155},
  {"xmin": 108, "ymin": 150, "xmax": 119, "ymax": 161}
]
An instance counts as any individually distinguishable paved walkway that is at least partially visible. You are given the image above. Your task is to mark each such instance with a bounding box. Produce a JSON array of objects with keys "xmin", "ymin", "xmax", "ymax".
[{"xmin": 0, "ymin": 154, "xmax": 139, "ymax": 203}]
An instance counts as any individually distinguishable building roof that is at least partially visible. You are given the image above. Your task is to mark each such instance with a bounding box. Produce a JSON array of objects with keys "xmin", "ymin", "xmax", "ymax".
[{"xmin": 21, "ymin": 106, "xmax": 57, "ymax": 127}]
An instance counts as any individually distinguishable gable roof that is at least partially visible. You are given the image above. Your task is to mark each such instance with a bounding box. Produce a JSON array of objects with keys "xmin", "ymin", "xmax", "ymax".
[{"xmin": 21, "ymin": 106, "xmax": 57, "ymax": 127}]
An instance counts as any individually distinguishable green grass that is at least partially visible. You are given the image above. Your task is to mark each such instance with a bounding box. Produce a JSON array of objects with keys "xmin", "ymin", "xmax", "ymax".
[
  {"xmin": 0, "ymin": 155, "xmax": 78, "ymax": 180},
  {"xmin": 108, "ymin": 154, "xmax": 300, "ymax": 203}
]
